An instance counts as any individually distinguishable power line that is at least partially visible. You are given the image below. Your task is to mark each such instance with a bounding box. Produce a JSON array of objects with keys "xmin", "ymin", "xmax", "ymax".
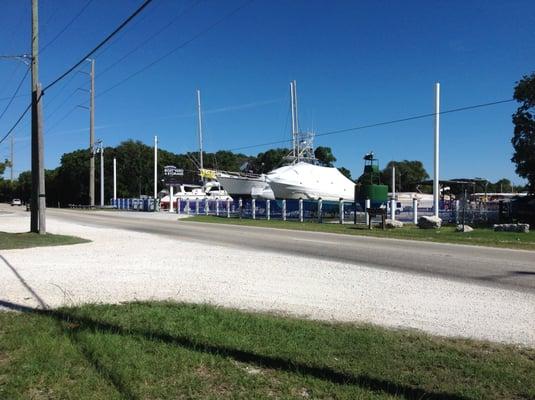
[
  {"xmin": 0, "ymin": 66, "xmax": 30, "ymax": 123},
  {"xmin": 95, "ymin": 0, "xmax": 254, "ymax": 100},
  {"xmin": 43, "ymin": 0, "xmax": 154, "ymax": 92},
  {"xmin": 41, "ymin": 0, "xmax": 94, "ymax": 54},
  {"xmin": 96, "ymin": 0, "xmax": 202, "ymax": 80},
  {"xmin": 0, "ymin": 0, "xmax": 154, "ymax": 146},
  {"xmin": 227, "ymin": 99, "xmax": 516, "ymax": 151},
  {"xmin": 0, "ymin": 104, "xmax": 31, "ymax": 145}
]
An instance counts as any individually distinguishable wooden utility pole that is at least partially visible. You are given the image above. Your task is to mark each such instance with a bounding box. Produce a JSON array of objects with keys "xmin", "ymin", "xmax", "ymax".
[
  {"xmin": 89, "ymin": 58, "xmax": 95, "ymax": 207},
  {"xmin": 31, "ymin": 0, "xmax": 46, "ymax": 234}
]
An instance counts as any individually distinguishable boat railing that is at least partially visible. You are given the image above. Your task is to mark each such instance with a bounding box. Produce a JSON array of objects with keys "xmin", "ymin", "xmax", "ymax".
[{"xmin": 217, "ymin": 170, "xmax": 263, "ymax": 179}]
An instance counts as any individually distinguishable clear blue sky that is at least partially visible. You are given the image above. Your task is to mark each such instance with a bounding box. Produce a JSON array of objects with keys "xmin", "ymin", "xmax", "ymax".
[{"xmin": 1, "ymin": 0, "xmax": 534, "ymax": 184}]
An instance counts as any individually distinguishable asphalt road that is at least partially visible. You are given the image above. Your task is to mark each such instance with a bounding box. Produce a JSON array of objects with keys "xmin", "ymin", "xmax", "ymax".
[{"xmin": 11, "ymin": 207, "xmax": 535, "ymax": 293}]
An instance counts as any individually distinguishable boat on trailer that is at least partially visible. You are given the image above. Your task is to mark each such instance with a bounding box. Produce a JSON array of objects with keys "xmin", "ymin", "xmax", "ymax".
[{"xmin": 210, "ymin": 81, "xmax": 356, "ymax": 202}]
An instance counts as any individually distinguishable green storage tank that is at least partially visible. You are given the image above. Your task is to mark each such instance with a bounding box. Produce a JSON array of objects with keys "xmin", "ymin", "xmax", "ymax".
[
  {"xmin": 356, "ymin": 184, "xmax": 388, "ymax": 208},
  {"xmin": 356, "ymin": 152, "xmax": 388, "ymax": 208}
]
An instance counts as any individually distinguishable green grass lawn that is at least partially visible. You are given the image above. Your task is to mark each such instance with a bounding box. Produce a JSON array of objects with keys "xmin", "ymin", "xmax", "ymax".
[
  {"xmin": 184, "ymin": 216, "xmax": 535, "ymax": 250},
  {"xmin": 0, "ymin": 302, "xmax": 533, "ymax": 399},
  {"xmin": 0, "ymin": 232, "xmax": 89, "ymax": 250}
]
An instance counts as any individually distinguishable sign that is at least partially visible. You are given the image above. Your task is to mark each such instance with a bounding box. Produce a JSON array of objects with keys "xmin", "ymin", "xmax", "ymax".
[
  {"xmin": 163, "ymin": 165, "xmax": 184, "ymax": 184},
  {"xmin": 200, "ymin": 169, "xmax": 217, "ymax": 180}
]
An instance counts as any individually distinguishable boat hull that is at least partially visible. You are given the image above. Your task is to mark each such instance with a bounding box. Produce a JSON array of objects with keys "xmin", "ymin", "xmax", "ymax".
[{"xmin": 217, "ymin": 174, "xmax": 267, "ymax": 197}]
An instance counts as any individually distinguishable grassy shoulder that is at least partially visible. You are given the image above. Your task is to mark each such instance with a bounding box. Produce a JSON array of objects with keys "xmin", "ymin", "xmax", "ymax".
[
  {"xmin": 184, "ymin": 216, "xmax": 535, "ymax": 250},
  {"xmin": 0, "ymin": 232, "xmax": 89, "ymax": 250},
  {"xmin": 0, "ymin": 302, "xmax": 533, "ymax": 399}
]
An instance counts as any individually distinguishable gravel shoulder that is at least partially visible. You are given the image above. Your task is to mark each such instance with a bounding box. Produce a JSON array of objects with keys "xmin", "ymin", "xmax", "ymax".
[{"xmin": 1, "ymin": 208, "xmax": 534, "ymax": 347}]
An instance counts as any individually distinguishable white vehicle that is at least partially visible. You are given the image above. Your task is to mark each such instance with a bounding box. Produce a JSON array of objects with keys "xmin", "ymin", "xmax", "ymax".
[{"xmin": 11, "ymin": 198, "xmax": 22, "ymax": 206}]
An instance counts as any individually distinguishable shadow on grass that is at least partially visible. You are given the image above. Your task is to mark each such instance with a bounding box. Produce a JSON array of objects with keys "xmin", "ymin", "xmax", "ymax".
[
  {"xmin": 0, "ymin": 299, "xmax": 470, "ymax": 400},
  {"xmin": 0, "ymin": 255, "xmax": 134, "ymax": 400}
]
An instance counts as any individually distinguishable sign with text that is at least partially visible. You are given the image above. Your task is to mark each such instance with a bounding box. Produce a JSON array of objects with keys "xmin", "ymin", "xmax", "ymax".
[{"xmin": 163, "ymin": 165, "xmax": 184, "ymax": 184}]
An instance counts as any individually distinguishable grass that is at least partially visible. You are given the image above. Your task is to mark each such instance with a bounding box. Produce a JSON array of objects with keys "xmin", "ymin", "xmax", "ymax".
[
  {"xmin": 0, "ymin": 302, "xmax": 534, "ymax": 399},
  {"xmin": 184, "ymin": 216, "xmax": 535, "ymax": 250},
  {"xmin": 0, "ymin": 232, "xmax": 89, "ymax": 250}
]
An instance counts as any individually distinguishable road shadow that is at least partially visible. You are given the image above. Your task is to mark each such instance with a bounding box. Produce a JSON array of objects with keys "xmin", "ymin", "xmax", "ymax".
[{"xmin": 0, "ymin": 299, "xmax": 470, "ymax": 400}]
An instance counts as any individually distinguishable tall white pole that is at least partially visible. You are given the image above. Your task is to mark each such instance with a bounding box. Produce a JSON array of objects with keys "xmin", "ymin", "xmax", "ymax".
[
  {"xmin": 169, "ymin": 185, "xmax": 174, "ymax": 213},
  {"xmin": 433, "ymin": 82, "xmax": 440, "ymax": 218},
  {"xmin": 293, "ymin": 80, "xmax": 299, "ymax": 134},
  {"xmin": 154, "ymin": 135, "xmax": 158, "ymax": 199},
  {"xmin": 100, "ymin": 143, "xmax": 104, "ymax": 207},
  {"xmin": 290, "ymin": 81, "xmax": 296, "ymax": 158},
  {"xmin": 293, "ymin": 80, "xmax": 299, "ymax": 161},
  {"xmin": 113, "ymin": 157, "xmax": 117, "ymax": 201},
  {"xmin": 391, "ymin": 165, "xmax": 396, "ymax": 220},
  {"xmin": 392, "ymin": 165, "xmax": 396, "ymax": 197},
  {"xmin": 196, "ymin": 90, "xmax": 203, "ymax": 172}
]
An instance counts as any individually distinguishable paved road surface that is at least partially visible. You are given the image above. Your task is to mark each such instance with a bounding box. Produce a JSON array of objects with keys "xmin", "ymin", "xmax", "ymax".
[{"xmin": 35, "ymin": 208, "xmax": 535, "ymax": 293}]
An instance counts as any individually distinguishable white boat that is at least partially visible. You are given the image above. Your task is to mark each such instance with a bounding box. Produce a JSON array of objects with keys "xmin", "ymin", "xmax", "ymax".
[
  {"xmin": 212, "ymin": 80, "xmax": 356, "ymax": 202},
  {"xmin": 390, "ymin": 192, "xmax": 434, "ymax": 210},
  {"xmin": 216, "ymin": 171, "xmax": 269, "ymax": 197},
  {"xmin": 160, "ymin": 182, "xmax": 232, "ymax": 209},
  {"xmin": 266, "ymin": 162, "xmax": 355, "ymax": 202}
]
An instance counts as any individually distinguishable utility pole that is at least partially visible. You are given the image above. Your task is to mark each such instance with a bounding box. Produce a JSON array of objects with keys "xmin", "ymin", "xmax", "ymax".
[
  {"xmin": 433, "ymin": 82, "xmax": 440, "ymax": 219},
  {"xmin": 10, "ymin": 134, "xmax": 14, "ymax": 182},
  {"xmin": 196, "ymin": 90, "xmax": 204, "ymax": 175},
  {"xmin": 89, "ymin": 58, "xmax": 95, "ymax": 207},
  {"xmin": 31, "ymin": 0, "xmax": 46, "ymax": 234},
  {"xmin": 154, "ymin": 135, "xmax": 158, "ymax": 199}
]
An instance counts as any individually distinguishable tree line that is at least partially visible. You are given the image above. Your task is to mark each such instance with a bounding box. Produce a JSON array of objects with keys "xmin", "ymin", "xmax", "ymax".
[
  {"xmin": 0, "ymin": 140, "xmax": 525, "ymax": 206},
  {"xmin": 0, "ymin": 142, "xmax": 351, "ymax": 206},
  {"xmin": 2, "ymin": 70, "xmax": 533, "ymax": 205}
]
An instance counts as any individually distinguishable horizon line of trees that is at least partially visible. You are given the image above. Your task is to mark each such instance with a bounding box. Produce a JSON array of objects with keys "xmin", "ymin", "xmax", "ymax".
[{"xmin": 0, "ymin": 140, "xmax": 527, "ymax": 207}]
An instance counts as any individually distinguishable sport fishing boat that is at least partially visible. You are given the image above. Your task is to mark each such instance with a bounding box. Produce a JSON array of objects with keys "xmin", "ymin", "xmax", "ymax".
[
  {"xmin": 266, "ymin": 162, "xmax": 355, "ymax": 201},
  {"xmin": 210, "ymin": 80, "xmax": 356, "ymax": 201}
]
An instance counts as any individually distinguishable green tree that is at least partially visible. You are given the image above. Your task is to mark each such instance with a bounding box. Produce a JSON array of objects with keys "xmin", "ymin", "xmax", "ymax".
[
  {"xmin": 253, "ymin": 148, "xmax": 290, "ymax": 173},
  {"xmin": 381, "ymin": 160, "xmax": 429, "ymax": 192},
  {"xmin": 0, "ymin": 160, "xmax": 6, "ymax": 177},
  {"xmin": 16, "ymin": 171, "xmax": 32, "ymax": 202},
  {"xmin": 55, "ymin": 149, "xmax": 90, "ymax": 205},
  {"xmin": 338, "ymin": 167, "xmax": 352, "ymax": 180},
  {"xmin": 511, "ymin": 72, "xmax": 535, "ymax": 193},
  {"xmin": 314, "ymin": 146, "xmax": 336, "ymax": 167}
]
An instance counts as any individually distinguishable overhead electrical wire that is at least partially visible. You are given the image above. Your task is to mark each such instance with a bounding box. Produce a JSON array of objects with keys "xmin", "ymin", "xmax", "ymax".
[
  {"xmin": 43, "ymin": 0, "xmax": 153, "ymax": 92},
  {"xmin": 94, "ymin": 0, "xmax": 254, "ymax": 100},
  {"xmin": 227, "ymin": 99, "xmax": 516, "ymax": 152},
  {"xmin": 91, "ymin": 0, "xmax": 165, "ymax": 60},
  {"xmin": 40, "ymin": 0, "xmax": 94, "ymax": 54},
  {"xmin": 0, "ymin": 0, "xmax": 154, "ymax": 146},
  {"xmin": 0, "ymin": 66, "xmax": 30, "ymax": 123},
  {"xmin": 96, "ymin": 0, "xmax": 202, "ymax": 79}
]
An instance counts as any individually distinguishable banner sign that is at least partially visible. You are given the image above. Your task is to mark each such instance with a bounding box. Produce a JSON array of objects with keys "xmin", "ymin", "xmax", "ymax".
[{"xmin": 163, "ymin": 165, "xmax": 184, "ymax": 184}]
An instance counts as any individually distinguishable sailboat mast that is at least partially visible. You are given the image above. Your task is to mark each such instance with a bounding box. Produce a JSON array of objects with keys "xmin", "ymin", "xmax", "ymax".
[
  {"xmin": 196, "ymin": 89, "xmax": 204, "ymax": 172},
  {"xmin": 292, "ymin": 80, "xmax": 300, "ymax": 162},
  {"xmin": 290, "ymin": 81, "xmax": 296, "ymax": 158}
]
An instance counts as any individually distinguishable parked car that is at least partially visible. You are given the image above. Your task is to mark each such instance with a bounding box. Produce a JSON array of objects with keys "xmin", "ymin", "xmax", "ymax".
[{"xmin": 11, "ymin": 198, "xmax": 22, "ymax": 206}]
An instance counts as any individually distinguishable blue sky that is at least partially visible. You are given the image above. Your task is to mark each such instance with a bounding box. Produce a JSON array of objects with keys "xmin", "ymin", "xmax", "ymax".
[{"xmin": 1, "ymin": 0, "xmax": 534, "ymax": 184}]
